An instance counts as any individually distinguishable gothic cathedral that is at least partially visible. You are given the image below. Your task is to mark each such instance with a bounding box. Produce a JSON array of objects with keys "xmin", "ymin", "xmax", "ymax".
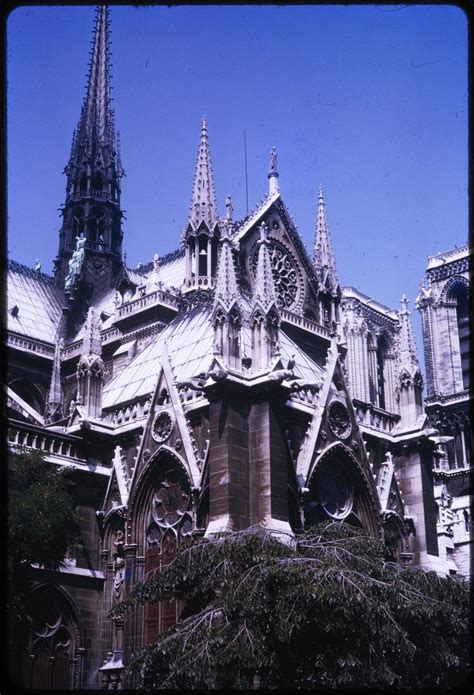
[{"xmin": 6, "ymin": 7, "xmax": 471, "ymax": 690}]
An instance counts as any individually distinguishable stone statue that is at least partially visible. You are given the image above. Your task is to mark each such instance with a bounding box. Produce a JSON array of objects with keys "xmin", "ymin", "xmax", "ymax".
[{"xmin": 65, "ymin": 236, "xmax": 86, "ymax": 290}]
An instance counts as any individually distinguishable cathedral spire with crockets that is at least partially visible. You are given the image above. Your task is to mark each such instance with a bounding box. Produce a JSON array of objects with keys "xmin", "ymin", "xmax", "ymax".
[
  {"xmin": 250, "ymin": 222, "xmax": 280, "ymax": 369},
  {"xmin": 396, "ymin": 295, "xmax": 423, "ymax": 426},
  {"xmin": 45, "ymin": 338, "xmax": 64, "ymax": 424},
  {"xmin": 188, "ymin": 116, "xmax": 219, "ymax": 232},
  {"xmin": 314, "ymin": 186, "xmax": 340, "ymax": 330},
  {"xmin": 212, "ymin": 219, "xmax": 242, "ymax": 369},
  {"xmin": 77, "ymin": 307, "xmax": 104, "ymax": 419},
  {"xmin": 314, "ymin": 185, "xmax": 337, "ymax": 286},
  {"xmin": 54, "ymin": 5, "xmax": 124, "ymax": 300},
  {"xmin": 183, "ymin": 117, "xmax": 220, "ymax": 289}
]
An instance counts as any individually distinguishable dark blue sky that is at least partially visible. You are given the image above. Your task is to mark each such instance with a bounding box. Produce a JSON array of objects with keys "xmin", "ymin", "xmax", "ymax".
[{"xmin": 8, "ymin": 4, "xmax": 467, "ymax": 346}]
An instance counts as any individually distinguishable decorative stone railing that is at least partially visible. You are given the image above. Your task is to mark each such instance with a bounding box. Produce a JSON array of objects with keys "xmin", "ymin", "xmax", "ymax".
[
  {"xmin": 280, "ymin": 310, "xmax": 330, "ymax": 339},
  {"xmin": 7, "ymin": 332, "xmax": 55, "ymax": 358},
  {"xmin": 104, "ymin": 396, "xmax": 151, "ymax": 427},
  {"xmin": 69, "ymin": 189, "xmax": 110, "ymax": 201},
  {"xmin": 116, "ymin": 288, "xmax": 180, "ymax": 319},
  {"xmin": 8, "ymin": 422, "xmax": 86, "ymax": 462},
  {"xmin": 61, "ymin": 327, "xmax": 122, "ymax": 361},
  {"xmin": 289, "ymin": 387, "xmax": 320, "ymax": 408},
  {"xmin": 354, "ymin": 401, "xmax": 399, "ymax": 433}
]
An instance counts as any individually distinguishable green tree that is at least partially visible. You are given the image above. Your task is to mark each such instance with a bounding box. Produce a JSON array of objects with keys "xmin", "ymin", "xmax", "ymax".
[
  {"xmin": 114, "ymin": 522, "xmax": 470, "ymax": 690},
  {"xmin": 7, "ymin": 447, "xmax": 82, "ymax": 625}
]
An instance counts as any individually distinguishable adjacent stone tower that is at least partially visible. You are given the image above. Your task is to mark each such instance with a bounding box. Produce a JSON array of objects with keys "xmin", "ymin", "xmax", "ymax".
[{"xmin": 54, "ymin": 6, "xmax": 124, "ymax": 300}]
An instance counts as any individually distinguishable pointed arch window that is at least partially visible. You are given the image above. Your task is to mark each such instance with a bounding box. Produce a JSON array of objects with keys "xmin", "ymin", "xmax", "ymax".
[
  {"xmin": 376, "ymin": 336, "xmax": 388, "ymax": 410},
  {"xmin": 72, "ymin": 207, "xmax": 85, "ymax": 240},
  {"xmin": 18, "ymin": 587, "xmax": 81, "ymax": 690},
  {"xmin": 91, "ymin": 172, "xmax": 103, "ymax": 192},
  {"xmin": 448, "ymin": 283, "xmax": 470, "ymax": 390},
  {"xmin": 89, "ymin": 207, "xmax": 107, "ymax": 250},
  {"xmin": 144, "ymin": 474, "xmax": 193, "ymax": 644}
]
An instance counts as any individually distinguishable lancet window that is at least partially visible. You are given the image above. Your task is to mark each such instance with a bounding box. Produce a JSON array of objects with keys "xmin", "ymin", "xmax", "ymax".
[
  {"xmin": 142, "ymin": 467, "xmax": 193, "ymax": 644},
  {"xmin": 449, "ymin": 282, "xmax": 470, "ymax": 390}
]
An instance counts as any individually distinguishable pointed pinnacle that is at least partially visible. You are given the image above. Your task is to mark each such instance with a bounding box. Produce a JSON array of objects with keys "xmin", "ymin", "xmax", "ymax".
[
  {"xmin": 398, "ymin": 294, "xmax": 419, "ymax": 368},
  {"xmin": 253, "ymin": 222, "xmax": 278, "ymax": 312},
  {"xmin": 82, "ymin": 306, "xmax": 102, "ymax": 357},
  {"xmin": 188, "ymin": 116, "xmax": 219, "ymax": 230},
  {"xmin": 314, "ymin": 184, "xmax": 337, "ymax": 283}
]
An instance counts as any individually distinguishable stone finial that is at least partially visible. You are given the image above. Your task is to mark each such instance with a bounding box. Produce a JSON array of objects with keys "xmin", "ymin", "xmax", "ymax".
[
  {"xmin": 225, "ymin": 195, "xmax": 233, "ymax": 221},
  {"xmin": 268, "ymin": 146, "xmax": 279, "ymax": 196}
]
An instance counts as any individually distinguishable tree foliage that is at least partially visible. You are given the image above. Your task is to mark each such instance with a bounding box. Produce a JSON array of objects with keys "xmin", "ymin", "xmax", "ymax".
[
  {"xmin": 113, "ymin": 522, "xmax": 470, "ymax": 690},
  {"xmin": 7, "ymin": 448, "xmax": 82, "ymax": 624}
]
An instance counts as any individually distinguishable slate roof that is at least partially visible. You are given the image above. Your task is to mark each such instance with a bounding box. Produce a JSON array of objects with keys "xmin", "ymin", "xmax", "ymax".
[
  {"xmin": 7, "ymin": 260, "xmax": 64, "ymax": 343},
  {"xmin": 103, "ymin": 301, "xmax": 325, "ymax": 410}
]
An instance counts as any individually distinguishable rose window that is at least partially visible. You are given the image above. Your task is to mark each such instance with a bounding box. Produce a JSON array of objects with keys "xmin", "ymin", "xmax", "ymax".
[
  {"xmin": 151, "ymin": 411, "xmax": 173, "ymax": 443},
  {"xmin": 327, "ymin": 401, "xmax": 352, "ymax": 440},
  {"xmin": 152, "ymin": 481, "xmax": 190, "ymax": 527},
  {"xmin": 252, "ymin": 240, "xmax": 300, "ymax": 310}
]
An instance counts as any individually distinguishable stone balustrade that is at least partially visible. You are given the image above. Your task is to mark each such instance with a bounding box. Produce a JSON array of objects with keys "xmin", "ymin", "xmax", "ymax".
[
  {"xmin": 117, "ymin": 288, "xmax": 180, "ymax": 319},
  {"xmin": 8, "ymin": 332, "xmax": 55, "ymax": 358},
  {"xmin": 280, "ymin": 309, "xmax": 330, "ymax": 339},
  {"xmin": 354, "ymin": 402, "xmax": 399, "ymax": 433},
  {"xmin": 8, "ymin": 422, "xmax": 86, "ymax": 462}
]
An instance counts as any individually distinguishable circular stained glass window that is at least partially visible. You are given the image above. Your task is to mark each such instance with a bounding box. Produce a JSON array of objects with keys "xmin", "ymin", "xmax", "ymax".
[
  {"xmin": 327, "ymin": 401, "xmax": 352, "ymax": 440},
  {"xmin": 251, "ymin": 239, "xmax": 301, "ymax": 311},
  {"xmin": 315, "ymin": 462, "xmax": 353, "ymax": 519},
  {"xmin": 151, "ymin": 411, "xmax": 173, "ymax": 443},
  {"xmin": 152, "ymin": 482, "xmax": 189, "ymax": 527}
]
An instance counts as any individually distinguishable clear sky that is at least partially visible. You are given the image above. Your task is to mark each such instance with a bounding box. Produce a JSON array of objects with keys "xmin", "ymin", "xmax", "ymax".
[{"xmin": 7, "ymin": 4, "xmax": 467, "ymax": 359}]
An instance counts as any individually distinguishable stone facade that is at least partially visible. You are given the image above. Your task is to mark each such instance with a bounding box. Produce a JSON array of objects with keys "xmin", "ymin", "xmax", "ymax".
[{"xmin": 416, "ymin": 245, "xmax": 471, "ymax": 576}]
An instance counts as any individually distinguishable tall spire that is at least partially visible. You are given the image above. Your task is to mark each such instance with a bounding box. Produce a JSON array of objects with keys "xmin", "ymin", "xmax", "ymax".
[
  {"xmin": 188, "ymin": 116, "xmax": 219, "ymax": 231},
  {"xmin": 396, "ymin": 295, "xmax": 423, "ymax": 426},
  {"xmin": 314, "ymin": 185, "xmax": 337, "ymax": 286},
  {"xmin": 76, "ymin": 5, "xmax": 114, "ymax": 152},
  {"xmin": 268, "ymin": 146, "xmax": 279, "ymax": 196},
  {"xmin": 54, "ymin": 6, "xmax": 124, "ymax": 300},
  {"xmin": 45, "ymin": 339, "xmax": 64, "ymax": 424},
  {"xmin": 398, "ymin": 295, "xmax": 420, "ymax": 370}
]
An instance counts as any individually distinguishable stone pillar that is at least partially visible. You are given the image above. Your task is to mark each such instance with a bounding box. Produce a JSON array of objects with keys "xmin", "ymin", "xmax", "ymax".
[
  {"xmin": 205, "ymin": 383, "xmax": 292, "ymax": 537},
  {"xmin": 206, "ymin": 394, "xmax": 251, "ymax": 534},
  {"xmin": 248, "ymin": 397, "xmax": 292, "ymax": 535},
  {"xmin": 395, "ymin": 444, "xmax": 442, "ymax": 570}
]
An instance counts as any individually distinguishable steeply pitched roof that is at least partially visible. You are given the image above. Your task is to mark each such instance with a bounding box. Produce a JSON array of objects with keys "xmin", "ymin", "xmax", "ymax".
[
  {"xmin": 103, "ymin": 301, "xmax": 325, "ymax": 410},
  {"xmin": 102, "ymin": 305, "xmax": 215, "ymax": 408},
  {"xmin": 7, "ymin": 260, "xmax": 64, "ymax": 343}
]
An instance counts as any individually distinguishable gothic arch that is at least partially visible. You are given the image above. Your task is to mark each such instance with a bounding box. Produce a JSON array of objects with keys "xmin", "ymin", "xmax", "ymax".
[
  {"xmin": 441, "ymin": 274, "xmax": 469, "ymax": 304},
  {"xmin": 441, "ymin": 276, "xmax": 470, "ymax": 390},
  {"xmin": 18, "ymin": 583, "xmax": 83, "ymax": 690},
  {"xmin": 9, "ymin": 378, "xmax": 45, "ymax": 414},
  {"xmin": 127, "ymin": 447, "xmax": 193, "ymax": 644},
  {"xmin": 127, "ymin": 446, "xmax": 193, "ymax": 552},
  {"xmin": 305, "ymin": 442, "xmax": 380, "ymax": 538}
]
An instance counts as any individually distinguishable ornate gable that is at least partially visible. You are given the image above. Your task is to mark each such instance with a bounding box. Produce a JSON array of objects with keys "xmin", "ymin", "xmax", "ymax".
[{"xmin": 236, "ymin": 196, "xmax": 319, "ymax": 316}]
